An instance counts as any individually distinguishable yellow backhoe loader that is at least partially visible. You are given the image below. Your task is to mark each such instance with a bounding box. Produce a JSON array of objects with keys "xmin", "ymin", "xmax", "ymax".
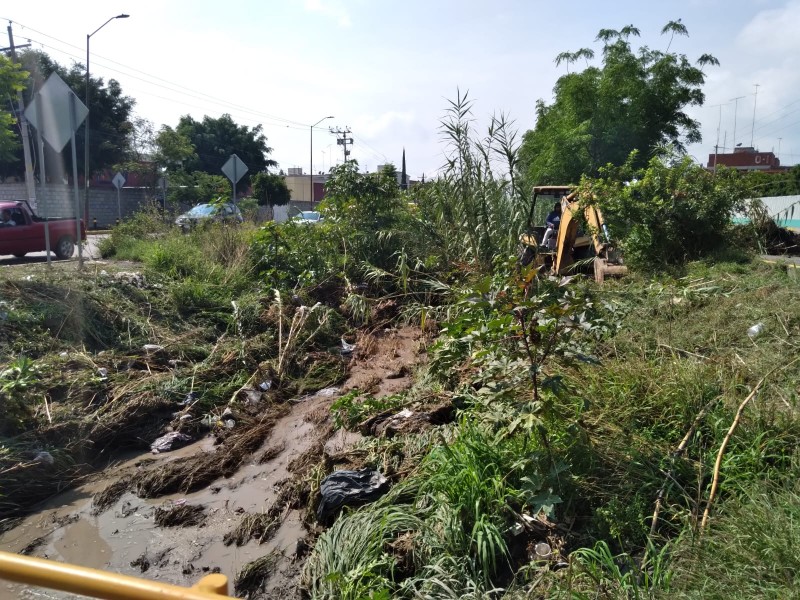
[{"xmin": 519, "ymin": 185, "xmax": 627, "ymax": 283}]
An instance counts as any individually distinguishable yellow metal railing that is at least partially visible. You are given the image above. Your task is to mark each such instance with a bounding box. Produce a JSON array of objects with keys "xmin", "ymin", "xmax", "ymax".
[{"xmin": 0, "ymin": 550, "xmax": 235, "ymax": 600}]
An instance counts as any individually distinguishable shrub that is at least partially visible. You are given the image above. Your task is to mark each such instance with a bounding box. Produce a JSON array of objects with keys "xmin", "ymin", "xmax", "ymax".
[{"xmin": 583, "ymin": 154, "xmax": 748, "ymax": 271}]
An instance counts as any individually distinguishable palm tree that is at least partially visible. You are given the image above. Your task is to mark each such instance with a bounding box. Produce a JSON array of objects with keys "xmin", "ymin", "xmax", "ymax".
[
  {"xmin": 619, "ymin": 24, "xmax": 641, "ymax": 39},
  {"xmin": 554, "ymin": 51, "xmax": 577, "ymax": 73},
  {"xmin": 661, "ymin": 19, "xmax": 689, "ymax": 52},
  {"xmin": 574, "ymin": 48, "xmax": 595, "ymax": 68},
  {"xmin": 696, "ymin": 53, "xmax": 720, "ymax": 68}
]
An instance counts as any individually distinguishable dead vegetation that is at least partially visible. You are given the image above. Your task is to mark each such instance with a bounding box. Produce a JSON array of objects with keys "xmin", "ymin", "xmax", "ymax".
[
  {"xmin": 153, "ymin": 503, "xmax": 206, "ymax": 528},
  {"xmin": 223, "ymin": 512, "xmax": 280, "ymax": 546},
  {"xmin": 234, "ymin": 551, "xmax": 281, "ymax": 600},
  {"xmin": 131, "ymin": 413, "xmax": 285, "ymax": 498}
]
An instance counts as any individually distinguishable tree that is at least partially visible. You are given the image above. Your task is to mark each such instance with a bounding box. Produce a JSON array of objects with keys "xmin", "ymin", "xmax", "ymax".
[
  {"xmin": 1, "ymin": 50, "xmax": 136, "ymax": 181},
  {"xmin": 166, "ymin": 171, "xmax": 229, "ymax": 208},
  {"xmin": 0, "ymin": 54, "xmax": 29, "ymax": 172},
  {"xmin": 251, "ymin": 172, "xmax": 291, "ymax": 207},
  {"xmin": 519, "ymin": 22, "xmax": 717, "ymax": 186},
  {"xmin": 174, "ymin": 114, "xmax": 276, "ymax": 193}
]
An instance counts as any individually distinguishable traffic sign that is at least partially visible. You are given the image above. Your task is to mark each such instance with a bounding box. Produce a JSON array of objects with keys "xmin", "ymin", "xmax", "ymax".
[
  {"xmin": 24, "ymin": 73, "xmax": 88, "ymax": 152},
  {"xmin": 221, "ymin": 154, "xmax": 248, "ymax": 184},
  {"xmin": 112, "ymin": 172, "xmax": 126, "ymax": 190}
]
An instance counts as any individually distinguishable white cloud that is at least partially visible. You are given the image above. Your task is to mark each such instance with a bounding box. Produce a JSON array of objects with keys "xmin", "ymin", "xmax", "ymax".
[
  {"xmin": 737, "ymin": 0, "xmax": 800, "ymax": 54},
  {"xmin": 353, "ymin": 111, "xmax": 416, "ymax": 139},
  {"xmin": 303, "ymin": 0, "xmax": 352, "ymax": 28}
]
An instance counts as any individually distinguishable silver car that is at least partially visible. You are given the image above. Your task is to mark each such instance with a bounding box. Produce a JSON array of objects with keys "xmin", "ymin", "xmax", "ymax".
[{"xmin": 175, "ymin": 202, "xmax": 243, "ymax": 231}]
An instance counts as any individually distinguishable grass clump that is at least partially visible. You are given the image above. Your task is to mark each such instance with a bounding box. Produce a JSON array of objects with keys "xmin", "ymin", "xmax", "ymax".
[
  {"xmin": 234, "ymin": 551, "xmax": 281, "ymax": 600},
  {"xmin": 153, "ymin": 503, "xmax": 206, "ymax": 528}
]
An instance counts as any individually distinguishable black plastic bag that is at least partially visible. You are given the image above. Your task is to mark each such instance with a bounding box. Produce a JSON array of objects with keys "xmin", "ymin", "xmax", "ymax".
[{"xmin": 316, "ymin": 469, "xmax": 389, "ymax": 522}]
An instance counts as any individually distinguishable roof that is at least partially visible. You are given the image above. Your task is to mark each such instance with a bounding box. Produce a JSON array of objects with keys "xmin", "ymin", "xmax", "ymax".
[{"xmin": 532, "ymin": 186, "xmax": 575, "ymax": 194}]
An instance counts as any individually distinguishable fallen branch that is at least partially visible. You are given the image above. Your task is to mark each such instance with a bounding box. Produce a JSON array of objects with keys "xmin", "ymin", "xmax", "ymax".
[
  {"xmin": 700, "ymin": 357, "xmax": 800, "ymax": 532},
  {"xmin": 649, "ymin": 395, "xmax": 720, "ymax": 537}
]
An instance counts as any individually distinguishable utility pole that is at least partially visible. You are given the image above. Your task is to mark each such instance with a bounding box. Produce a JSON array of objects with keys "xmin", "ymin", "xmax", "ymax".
[
  {"xmin": 711, "ymin": 103, "xmax": 725, "ymax": 174},
  {"xmin": 730, "ymin": 96, "xmax": 745, "ymax": 149},
  {"xmin": 750, "ymin": 83, "xmax": 760, "ymax": 148},
  {"xmin": 3, "ymin": 22, "xmax": 36, "ymax": 209},
  {"xmin": 330, "ymin": 127, "xmax": 353, "ymax": 164}
]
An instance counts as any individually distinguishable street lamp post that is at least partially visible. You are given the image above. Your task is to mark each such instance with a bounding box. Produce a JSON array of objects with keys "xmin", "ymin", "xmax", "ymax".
[
  {"xmin": 85, "ymin": 14, "xmax": 129, "ymax": 224},
  {"xmin": 310, "ymin": 116, "xmax": 333, "ymax": 209}
]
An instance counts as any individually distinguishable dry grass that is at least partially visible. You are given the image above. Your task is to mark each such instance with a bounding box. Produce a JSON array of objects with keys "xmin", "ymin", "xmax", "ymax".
[
  {"xmin": 91, "ymin": 476, "xmax": 132, "ymax": 515},
  {"xmin": 234, "ymin": 551, "xmax": 281, "ymax": 600},
  {"xmin": 153, "ymin": 503, "xmax": 206, "ymax": 528},
  {"xmin": 131, "ymin": 413, "xmax": 283, "ymax": 498},
  {"xmin": 223, "ymin": 512, "xmax": 280, "ymax": 546}
]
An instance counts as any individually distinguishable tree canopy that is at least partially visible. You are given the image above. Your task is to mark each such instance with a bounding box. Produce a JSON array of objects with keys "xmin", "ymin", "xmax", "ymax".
[
  {"xmin": 0, "ymin": 50, "xmax": 136, "ymax": 181},
  {"xmin": 519, "ymin": 22, "xmax": 718, "ymax": 186},
  {"xmin": 251, "ymin": 172, "xmax": 291, "ymax": 207},
  {"xmin": 0, "ymin": 54, "xmax": 29, "ymax": 166},
  {"xmin": 173, "ymin": 114, "xmax": 276, "ymax": 193}
]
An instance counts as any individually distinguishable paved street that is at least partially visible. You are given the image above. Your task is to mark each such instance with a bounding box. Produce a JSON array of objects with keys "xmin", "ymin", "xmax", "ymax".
[{"xmin": 0, "ymin": 234, "xmax": 106, "ymax": 267}]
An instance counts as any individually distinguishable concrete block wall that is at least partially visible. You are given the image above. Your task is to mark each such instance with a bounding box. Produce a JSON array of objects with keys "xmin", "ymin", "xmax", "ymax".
[{"xmin": 0, "ymin": 183, "xmax": 151, "ymax": 227}]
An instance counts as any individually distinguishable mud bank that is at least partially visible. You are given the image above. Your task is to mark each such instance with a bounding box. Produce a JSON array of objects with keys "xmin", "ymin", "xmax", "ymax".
[{"xmin": 0, "ymin": 326, "xmax": 425, "ymax": 599}]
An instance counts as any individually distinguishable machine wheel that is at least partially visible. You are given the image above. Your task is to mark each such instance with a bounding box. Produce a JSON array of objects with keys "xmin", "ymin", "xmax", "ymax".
[
  {"xmin": 518, "ymin": 245, "xmax": 536, "ymax": 267},
  {"xmin": 54, "ymin": 236, "xmax": 75, "ymax": 259},
  {"xmin": 13, "ymin": 253, "xmax": 26, "ymax": 258}
]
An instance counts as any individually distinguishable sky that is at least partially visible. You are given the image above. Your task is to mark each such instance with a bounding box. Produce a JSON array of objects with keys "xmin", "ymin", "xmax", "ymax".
[{"xmin": 4, "ymin": 0, "xmax": 800, "ymax": 179}]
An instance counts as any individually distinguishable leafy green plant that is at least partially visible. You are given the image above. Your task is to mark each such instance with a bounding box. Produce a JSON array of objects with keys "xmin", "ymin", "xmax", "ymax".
[
  {"xmin": 0, "ymin": 356, "xmax": 40, "ymax": 395},
  {"xmin": 330, "ymin": 390, "xmax": 405, "ymax": 430}
]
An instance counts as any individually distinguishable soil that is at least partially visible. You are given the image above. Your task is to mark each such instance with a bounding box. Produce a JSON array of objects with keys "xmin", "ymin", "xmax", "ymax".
[{"xmin": 0, "ymin": 326, "xmax": 426, "ymax": 600}]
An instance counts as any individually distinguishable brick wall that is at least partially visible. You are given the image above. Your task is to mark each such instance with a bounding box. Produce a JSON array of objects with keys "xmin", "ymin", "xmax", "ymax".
[{"xmin": 0, "ymin": 184, "xmax": 152, "ymax": 228}]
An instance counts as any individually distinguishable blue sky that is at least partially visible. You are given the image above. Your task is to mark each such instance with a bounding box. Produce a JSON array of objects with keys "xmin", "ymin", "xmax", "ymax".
[{"xmin": 5, "ymin": 0, "xmax": 799, "ymax": 179}]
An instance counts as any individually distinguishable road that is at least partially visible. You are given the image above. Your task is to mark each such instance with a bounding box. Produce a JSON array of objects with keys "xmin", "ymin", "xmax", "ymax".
[{"xmin": 0, "ymin": 234, "xmax": 107, "ymax": 267}]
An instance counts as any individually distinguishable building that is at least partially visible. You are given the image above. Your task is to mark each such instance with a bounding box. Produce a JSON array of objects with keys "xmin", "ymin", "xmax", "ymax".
[
  {"xmin": 707, "ymin": 146, "xmax": 787, "ymax": 172},
  {"xmin": 283, "ymin": 169, "xmax": 330, "ymax": 208}
]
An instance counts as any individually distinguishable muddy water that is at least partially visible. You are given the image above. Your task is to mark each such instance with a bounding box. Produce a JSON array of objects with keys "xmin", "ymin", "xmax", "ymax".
[{"xmin": 0, "ymin": 390, "xmax": 341, "ymax": 600}]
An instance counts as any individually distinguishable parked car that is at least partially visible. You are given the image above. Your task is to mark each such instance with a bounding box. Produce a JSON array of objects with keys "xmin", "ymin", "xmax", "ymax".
[
  {"xmin": 292, "ymin": 210, "xmax": 324, "ymax": 225},
  {"xmin": 0, "ymin": 201, "xmax": 86, "ymax": 259},
  {"xmin": 175, "ymin": 202, "xmax": 243, "ymax": 231}
]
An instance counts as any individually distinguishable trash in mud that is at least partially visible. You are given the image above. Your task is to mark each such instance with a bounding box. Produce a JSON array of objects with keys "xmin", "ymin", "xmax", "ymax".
[
  {"xmin": 243, "ymin": 388, "xmax": 262, "ymax": 404},
  {"xmin": 179, "ymin": 391, "xmax": 199, "ymax": 406},
  {"xmin": 97, "ymin": 367, "xmax": 108, "ymax": 379},
  {"xmin": 150, "ymin": 431, "xmax": 192, "ymax": 454},
  {"xmin": 533, "ymin": 542, "xmax": 552, "ymax": 561},
  {"xmin": 234, "ymin": 551, "xmax": 281, "ymax": 600},
  {"xmin": 259, "ymin": 381, "xmax": 272, "ymax": 391},
  {"xmin": 360, "ymin": 402, "xmax": 455, "ymax": 438},
  {"xmin": 142, "ymin": 344, "xmax": 165, "ymax": 354},
  {"xmin": 316, "ymin": 469, "xmax": 390, "ymax": 522},
  {"xmin": 153, "ymin": 503, "xmax": 206, "ymax": 528},
  {"xmin": 316, "ymin": 387, "xmax": 340, "ymax": 398},
  {"xmin": 340, "ymin": 338, "xmax": 356, "ymax": 355},
  {"xmin": 747, "ymin": 323, "xmax": 765, "ymax": 338},
  {"xmin": 33, "ymin": 451, "xmax": 54, "ymax": 465}
]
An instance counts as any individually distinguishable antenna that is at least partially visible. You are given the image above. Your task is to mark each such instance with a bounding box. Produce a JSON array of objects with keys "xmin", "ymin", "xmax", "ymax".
[
  {"xmin": 729, "ymin": 96, "xmax": 746, "ymax": 148},
  {"xmin": 750, "ymin": 84, "xmax": 760, "ymax": 148}
]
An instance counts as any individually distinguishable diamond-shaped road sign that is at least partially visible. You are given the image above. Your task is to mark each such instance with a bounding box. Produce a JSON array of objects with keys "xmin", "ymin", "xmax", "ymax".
[
  {"xmin": 221, "ymin": 154, "xmax": 248, "ymax": 185},
  {"xmin": 24, "ymin": 73, "xmax": 88, "ymax": 152},
  {"xmin": 112, "ymin": 172, "xmax": 126, "ymax": 190}
]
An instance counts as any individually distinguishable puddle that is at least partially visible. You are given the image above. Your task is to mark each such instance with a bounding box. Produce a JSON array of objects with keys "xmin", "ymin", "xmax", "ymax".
[{"xmin": 0, "ymin": 389, "xmax": 337, "ymax": 599}]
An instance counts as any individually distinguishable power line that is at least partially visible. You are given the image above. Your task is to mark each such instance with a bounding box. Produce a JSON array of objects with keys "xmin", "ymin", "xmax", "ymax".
[{"xmin": 4, "ymin": 17, "xmax": 311, "ymax": 130}]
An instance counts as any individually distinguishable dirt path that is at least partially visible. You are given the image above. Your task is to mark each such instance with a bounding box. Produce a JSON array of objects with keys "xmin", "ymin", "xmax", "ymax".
[{"xmin": 0, "ymin": 326, "xmax": 425, "ymax": 599}]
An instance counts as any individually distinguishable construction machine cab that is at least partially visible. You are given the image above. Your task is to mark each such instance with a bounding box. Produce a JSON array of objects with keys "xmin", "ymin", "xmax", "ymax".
[{"xmin": 519, "ymin": 185, "xmax": 627, "ymax": 283}]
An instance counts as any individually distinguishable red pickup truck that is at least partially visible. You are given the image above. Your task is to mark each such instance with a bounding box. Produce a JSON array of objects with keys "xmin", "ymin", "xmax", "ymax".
[{"xmin": 0, "ymin": 201, "xmax": 86, "ymax": 259}]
